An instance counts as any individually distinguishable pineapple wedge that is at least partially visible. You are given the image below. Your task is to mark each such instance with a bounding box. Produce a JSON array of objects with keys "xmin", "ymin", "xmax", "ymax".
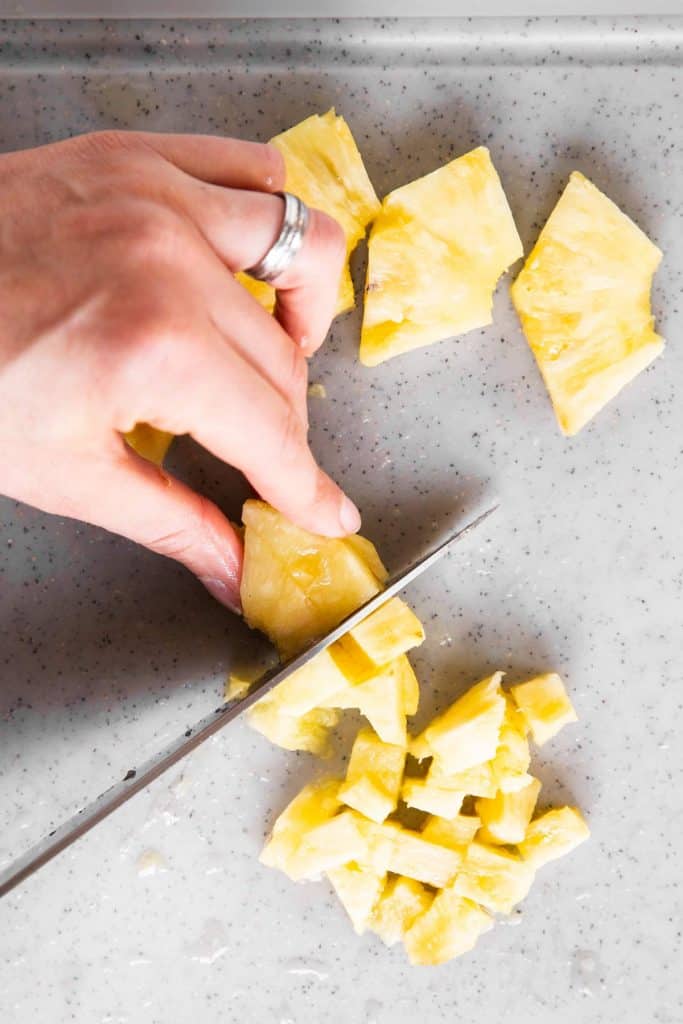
[
  {"xmin": 360, "ymin": 146, "xmax": 523, "ymax": 366},
  {"xmin": 404, "ymin": 890, "xmax": 493, "ymax": 966},
  {"xmin": 518, "ymin": 806, "xmax": 590, "ymax": 868},
  {"xmin": 260, "ymin": 778, "xmax": 341, "ymax": 873},
  {"xmin": 370, "ymin": 876, "xmax": 433, "ymax": 947},
  {"xmin": 476, "ymin": 776, "xmax": 542, "ymax": 846},
  {"xmin": 360, "ymin": 819, "xmax": 462, "ymax": 888},
  {"xmin": 322, "ymin": 655, "xmax": 416, "ymax": 745},
  {"xmin": 421, "ymin": 814, "xmax": 481, "ymax": 851},
  {"xmin": 239, "ymin": 109, "xmax": 380, "ymax": 317},
  {"xmin": 339, "ymin": 727, "xmax": 406, "ymax": 823},
  {"xmin": 511, "ymin": 171, "xmax": 664, "ymax": 436},
  {"xmin": 247, "ymin": 700, "xmax": 339, "ymax": 757},
  {"xmin": 327, "ymin": 862, "xmax": 387, "ymax": 935},
  {"xmin": 510, "ymin": 673, "xmax": 578, "ymax": 746},
  {"xmin": 286, "ymin": 810, "xmax": 369, "ymax": 881},
  {"xmin": 240, "ymin": 500, "xmax": 387, "ymax": 659},
  {"xmin": 124, "ymin": 423, "xmax": 174, "ymax": 465},
  {"xmin": 454, "ymin": 840, "xmax": 535, "ymax": 914},
  {"xmin": 334, "ymin": 598, "xmax": 425, "ymax": 676},
  {"xmin": 410, "ymin": 672, "xmax": 506, "ymax": 773}
]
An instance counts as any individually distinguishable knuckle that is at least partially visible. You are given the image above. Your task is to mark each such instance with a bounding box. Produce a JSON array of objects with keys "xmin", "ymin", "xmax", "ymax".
[
  {"xmin": 287, "ymin": 345, "xmax": 308, "ymax": 403},
  {"xmin": 314, "ymin": 210, "xmax": 347, "ymax": 264},
  {"xmin": 276, "ymin": 401, "xmax": 307, "ymax": 468},
  {"xmin": 75, "ymin": 129, "xmax": 135, "ymax": 159},
  {"xmin": 145, "ymin": 491, "xmax": 211, "ymax": 562},
  {"xmin": 263, "ymin": 144, "xmax": 286, "ymax": 190}
]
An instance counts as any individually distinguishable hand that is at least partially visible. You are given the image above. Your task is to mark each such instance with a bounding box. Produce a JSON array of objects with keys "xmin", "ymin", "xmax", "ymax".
[{"xmin": 0, "ymin": 130, "xmax": 360, "ymax": 613}]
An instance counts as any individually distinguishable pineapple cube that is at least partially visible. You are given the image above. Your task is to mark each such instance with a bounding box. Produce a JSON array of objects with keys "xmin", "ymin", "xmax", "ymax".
[
  {"xmin": 476, "ymin": 776, "xmax": 542, "ymax": 845},
  {"xmin": 286, "ymin": 810, "xmax": 369, "ymax": 881},
  {"xmin": 428, "ymin": 757, "xmax": 498, "ymax": 798},
  {"xmin": 510, "ymin": 673, "xmax": 578, "ymax": 746},
  {"xmin": 404, "ymin": 890, "xmax": 493, "ymax": 966},
  {"xmin": 239, "ymin": 109, "xmax": 380, "ymax": 317},
  {"xmin": 322, "ymin": 656, "xmax": 413, "ymax": 745},
  {"xmin": 410, "ymin": 673, "xmax": 506, "ymax": 773},
  {"xmin": 327, "ymin": 862, "xmax": 386, "ymax": 935},
  {"xmin": 339, "ymin": 727, "xmax": 406, "ymax": 823},
  {"xmin": 259, "ymin": 648, "xmax": 351, "ymax": 718},
  {"xmin": 511, "ymin": 171, "xmax": 664, "ymax": 436},
  {"xmin": 247, "ymin": 700, "xmax": 339, "ymax": 756},
  {"xmin": 240, "ymin": 500, "xmax": 387, "ymax": 659},
  {"xmin": 370, "ymin": 876, "xmax": 433, "ymax": 947},
  {"xmin": 260, "ymin": 778, "xmax": 341, "ymax": 872},
  {"xmin": 361, "ymin": 820, "xmax": 462, "ymax": 888},
  {"xmin": 518, "ymin": 807, "xmax": 590, "ymax": 868},
  {"xmin": 335, "ymin": 598, "xmax": 425, "ymax": 675},
  {"xmin": 421, "ymin": 814, "xmax": 481, "ymax": 851},
  {"xmin": 489, "ymin": 697, "xmax": 532, "ymax": 792},
  {"xmin": 124, "ymin": 423, "xmax": 174, "ymax": 465},
  {"xmin": 401, "ymin": 778, "xmax": 465, "ymax": 819},
  {"xmin": 360, "ymin": 146, "xmax": 523, "ymax": 366},
  {"xmin": 453, "ymin": 840, "xmax": 535, "ymax": 914}
]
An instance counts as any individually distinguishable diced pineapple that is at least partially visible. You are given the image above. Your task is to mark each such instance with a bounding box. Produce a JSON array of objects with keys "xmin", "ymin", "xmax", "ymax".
[
  {"xmin": 339, "ymin": 727, "xmax": 406, "ymax": 823},
  {"xmin": 510, "ymin": 673, "xmax": 578, "ymax": 746},
  {"xmin": 518, "ymin": 807, "xmax": 590, "ymax": 868},
  {"xmin": 335, "ymin": 598, "xmax": 425, "ymax": 673},
  {"xmin": 476, "ymin": 776, "xmax": 542, "ymax": 846},
  {"xmin": 410, "ymin": 673, "xmax": 506, "ymax": 773},
  {"xmin": 421, "ymin": 814, "xmax": 481, "ymax": 851},
  {"xmin": 511, "ymin": 171, "xmax": 664, "ymax": 436},
  {"xmin": 490, "ymin": 697, "xmax": 532, "ymax": 792},
  {"xmin": 224, "ymin": 671, "xmax": 253, "ymax": 702},
  {"xmin": 404, "ymin": 890, "xmax": 493, "ymax": 966},
  {"xmin": 428, "ymin": 757, "xmax": 498, "ymax": 798},
  {"xmin": 370, "ymin": 876, "xmax": 433, "ymax": 947},
  {"xmin": 239, "ymin": 109, "xmax": 380, "ymax": 317},
  {"xmin": 322, "ymin": 656, "xmax": 412, "ymax": 746},
  {"xmin": 124, "ymin": 423, "xmax": 174, "ymax": 465},
  {"xmin": 240, "ymin": 500, "xmax": 387, "ymax": 659},
  {"xmin": 327, "ymin": 861, "xmax": 387, "ymax": 935},
  {"xmin": 401, "ymin": 778, "xmax": 465, "ymax": 819},
  {"xmin": 261, "ymin": 648, "xmax": 351, "ymax": 718},
  {"xmin": 453, "ymin": 840, "xmax": 535, "ymax": 914},
  {"xmin": 360, "ymin": 819, "xmax": 462, "ymax": 888},
  {"xmin": 287, "ymin": 810, "xmax": 369, "ymax": 881},
  {"xmin": 260, "ymin": 778, "xmax": 342, "ymax": 872},
  {"xmin": 360, "ymin": 146, "xmax": 523, "ymax": 366},
  {"xmin": 247, "ymin": 700, "xmax": 339, "ymax": 757}
]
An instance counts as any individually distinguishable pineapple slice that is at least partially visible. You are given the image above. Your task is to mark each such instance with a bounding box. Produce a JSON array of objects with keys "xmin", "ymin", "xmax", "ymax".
[
  {"xmin": 510, "ymin": 673, "xmax": 578, "ymax": 746},
  {"xmin": 239, "ymin": 109, "xmax": 380, "ymax": 317},
  {"xmin": 370, "ymin": 876, "xmax": 433, "ymax": 947},
  {"xmin": 476, "ymin": 776, "xmax": 542, "ymax": 846},
  {"xmin": 511, "ymin": 171, "xmax": 664, "ymax": 436},
  {"xmin": 327, "ymin": 861, "xmax": 387, "ymax": 935},
  {"xmin": 421, "ymin": 814, "xmax": 481, "ymax": 851},
  {"xmin": 404, "ymin": 890, "xmax": 493, "ymax": 966},
  {"xmin": 334, "ymin": 598, "xmax": 425, "ymax": 676},
  {"xmin": 410, "ymin": 672, "xmax": 506, "ymax": 773},
  {"xmin": 286, "ymin": 810, "xmax": 369, "ymax": 881},
  {"xmin": 260, "ymin": 778, "xmax": 342, "ymax": 873},
  {"xmin": 124, "ymin": 423, "xmax": 174, "ymax": 465},
  {"xmin": 240, "ymin": 500, "xmax": 387, "ymax": 659},
  {"xmin": 490, "ymin": 697, "xmax": 532, "ymax": 792},
  {"xmin": 401, "ymin": 778, "xmax": 465, "ymax": 819},
  {"xmin": 360, "ymin": 146, "xmax": 523, "ymax": 366},
  {"xmin": 518, "ymin": 806, "xmax": 590, "ymax": 868},
  {"xmin": 247, "ymin": 700, "xmax": 339, "ymax": 757},
  {"xmin": 359, "ymin": 819, "xmax": 462, "ymax": 888},
  {"xmin": 339, "ymin": 727, "xmax": 406, "ymax": 823},
  {"xmin": 453, "ymin": 840, "xmax": 535, "ymax": 914},
  {"xmin": 322, "ymin": 655, "xmax": 415, "ymax": 745}
]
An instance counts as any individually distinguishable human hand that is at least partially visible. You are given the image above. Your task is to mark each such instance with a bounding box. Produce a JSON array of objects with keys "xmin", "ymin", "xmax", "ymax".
[{"xmin": 0, "ymin": 129, "xmax": 360, "ymax": 613}]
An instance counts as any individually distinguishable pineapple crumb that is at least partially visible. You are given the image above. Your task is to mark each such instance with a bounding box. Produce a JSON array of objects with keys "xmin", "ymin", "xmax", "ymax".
[{"xmin": 308, "ymin": 382, "xmax": 327, "ymax": 399}]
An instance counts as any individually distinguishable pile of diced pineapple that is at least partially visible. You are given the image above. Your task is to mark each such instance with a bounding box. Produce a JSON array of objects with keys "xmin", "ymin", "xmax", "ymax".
[{"xmin": 234, "ymin": 501, "xmax": 589, "ymax": 966}]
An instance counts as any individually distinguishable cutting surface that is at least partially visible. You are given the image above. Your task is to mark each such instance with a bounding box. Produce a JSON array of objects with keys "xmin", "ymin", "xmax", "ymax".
[{"xmin": 0, "ymin": 17, "xmax": 681, "ymax": 1024}]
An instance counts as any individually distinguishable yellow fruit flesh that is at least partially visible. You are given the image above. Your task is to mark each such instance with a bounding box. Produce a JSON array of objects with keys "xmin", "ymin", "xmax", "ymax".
[
  {"xmin": 510, "ymin": 673, "xmax": 578, "ymax": 746},
  {"xmin": 360, "ymin": 146, "xmax": 523, "ymax": 366},
  {"xmin": 338, "ymin": 597, "xmax": 425, "ymax": 669},
  {"xmin": 322, "ymin": 656, "xmax": 414, "ymax": 746},
  {"xmin": 260, "ymin": 778, "xmax": 341, "ymax": 872},
  {"xmin": 360, "ymin": 819, "xmax": 462, "ymax": 888},
  {"xmin": 518, "ymin": 806, "xmax": 590, "ymax": 868},
  {"xmin": 370, "ymin": 876, "xmax": 433, "ymax": 947},
  {"xmin": 255, "ymin": 648, "xmax": 351, "ymax": 718},
  {"xmin": 476, "ymin": 776, "xmax": 542, "ymax": 845},
  {"xmin": 411, "ymin": 672, "xmax": 506, "ymax": 773},
  {"xmin": 247, "ymin": 700, "xmax": 339, "ymax": 757},
  {"xmin": 401, "ymin": 778, "xmax": 465, "ymax": 819},
  {"xmin": 327, "ymin": 861, "xmax": 387, "ymax": 935},
  {"xmin": 453, "ymin": 841, "xmax": 535, "ymax": 914},
  {"xmin": 338, "ymin": 727, "xmax": 406, "ymax": 823},
  {"xmin": 124, "ymin": 423, "xmax": 174, "ymax": 465},
  {"xmin": 490, "ymin": 697, "xmax": 532, "ymax": 792},
  {"xmin": 286, "ymin": 810, "xmax": 369, "ymax": 881},
  {"xmin": 404, "ymin": 890, "xmax": 493, "ymax": 966},
  {"xmin": 421, "ymin": 814, "xmax": 481, "ymax": 851},
  {"xmin": 511, "ymin": 171, "xmax": 664, "ymax": 436}
]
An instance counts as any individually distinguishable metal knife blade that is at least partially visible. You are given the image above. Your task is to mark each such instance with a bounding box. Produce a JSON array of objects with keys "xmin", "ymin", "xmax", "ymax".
[{"xmin": 0, "ymin": 503, "xmax": 498, "ymax": 898}]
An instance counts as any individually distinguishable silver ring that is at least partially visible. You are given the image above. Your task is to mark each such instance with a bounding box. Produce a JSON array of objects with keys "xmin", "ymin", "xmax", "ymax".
[{"xmin": 246, "ymin": 191, "xmax": 310, "ymax": 283}]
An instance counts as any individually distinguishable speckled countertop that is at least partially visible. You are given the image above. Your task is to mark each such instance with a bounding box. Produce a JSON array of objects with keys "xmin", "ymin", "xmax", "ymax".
[{"xmin": 0, "ymin": 16, "xmax": 682, "ymax": 1024}]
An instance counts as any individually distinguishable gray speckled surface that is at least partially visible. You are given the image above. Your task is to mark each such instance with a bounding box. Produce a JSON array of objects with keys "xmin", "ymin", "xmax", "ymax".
[{"xmin": 1, "ymin": 16, "xmax": 682, "ymax": 1024}]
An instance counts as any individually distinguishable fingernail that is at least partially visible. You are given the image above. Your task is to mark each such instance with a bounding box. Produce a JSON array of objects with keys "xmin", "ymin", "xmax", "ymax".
[
  {"xmin": 339, "ymin": 496, "xmax": 361, "ymax": 534},
  {"xmin": 199, "ymin": 576, "xmax": 242, "ymax": 615}
]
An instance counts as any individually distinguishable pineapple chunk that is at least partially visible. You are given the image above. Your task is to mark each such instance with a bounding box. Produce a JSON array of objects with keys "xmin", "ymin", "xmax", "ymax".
[
  {"xmin": 510, "ymin": 673, "xmax": 578, "ymax": 746},
  {"xmin": 322, "ymin": 656, "xmax": 414, "ymax": 745},
  {"xmin": 360, "ymin": 146, "xmax": 522, "ymax": 366},
  {"xmin": 401, "ymin": 778, "xmax": 465, "ymax": 819},
  {"xmin": 476, "ymin": 776, "xmax": 542, "ymax": 846},
  {"xmin": 490, "ymin": 697, "xmax": 532, "ymax": 792},
  {"xmin": 404, "ymin": 890, "xmax": 493, "ymax": 966},
  {"xmin": 260, "ymin": 648, "xmax": 351, "ymax": 718},
  {"xmin": 247, "ymin": 700, "xmax": 339, "ymax": 756},
  {"xmin": 235, "ymin": 271, "xmax": 275, "ymax": 313},
  {"xmin": 327, "ymin": 861, "xmax": 386, "ymax": 935},
  {"xmin": 239, "ymin": 109, "xmax": 380, "ymax": 317},
  {"xmin": 370, "ymin": 876, "xmax": 433, "ymax": 947},
  {"xmin": 453, "ymin": 840, "xmax": 535, "ymax": 914},
  {"xmin": 260, "ymin": 778, "xmax": 341, "ymax": 872},
  {"xmin": 339, "ymin": 727, "xmax": 406, "ymax": 823},
  {"xmin": 240, "ymin": 500, "xmax": 387, "ymax": 659},
  {"xmin": 421, "ymin": 814, "xmax": 481, "ymax": 851},
  {"xmin": 428, "ymin": 757, "xmax": 498, "ymax": 798},
  {"xmin": 286, "ymin": 810, "xmax": 369, "ymax": 881},
  {"xmin": 511, "ymin": 171, "xmax": 664, "ymax": 436},
  {"xmin": 224, "ymin": 671, "xmax": 253, "ymax": 702},
  {"xmin": 336, "ymin": 598, "xmax": 425, "ymax": 673},
  {"xmin": 410, "ymin": 673, "xmax": 506, "ymax": 773},
  {"xmin": 518, "ymin": 806, "xmax": 590, "ymax": 868},
  {"xmin": 124, "ymin": 423, "xmax": 174, "ymax": 465},
  {"xmin": 360, "ymin": 819, "xmax": 462, "ymax": 888}
]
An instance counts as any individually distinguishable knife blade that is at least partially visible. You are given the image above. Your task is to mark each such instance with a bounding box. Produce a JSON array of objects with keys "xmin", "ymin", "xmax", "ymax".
[{"xmin": 0, "ymin": 503, "xmax": 498, "ymax": 898}]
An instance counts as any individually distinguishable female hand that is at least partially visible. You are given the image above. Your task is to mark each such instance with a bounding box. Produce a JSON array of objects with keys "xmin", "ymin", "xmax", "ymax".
[{"xmin": 0, "ymin": 129, "xmax": 360, "ymax": 613}]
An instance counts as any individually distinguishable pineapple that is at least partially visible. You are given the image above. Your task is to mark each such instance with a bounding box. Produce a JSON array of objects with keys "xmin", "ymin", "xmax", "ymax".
[
  {"xmin": 401, "ymin": 778, "xmax": 465, "ymax": 819},
  {"xmin": 360, "ymin": 819, "xmax": 462, "ymax": 889},
  {"xmin": 428, "ymin": 757, "xmax": 498, "ymax": 798},
  {"xmin": 257, "ymin": 648, "xmax": 351, "ymax": 718},
  {"xmin": 260, "ymin": 778, "xmax": 341, "ymax": 873},
  {"xmin": 404, "ymin": 890, "xmax": 493, "ymax": 966},
  {"xmin": 453, "ymin": 840, "xmax": 535, "ymax": 914},
  {"xmin": 370, "ymin": 876, "xmax": 433, "ymax": 947},
  {"xmin": 247, "ymin": 700, "xmax": 339, "ymax": 757},
  {"xmin": 286, "ymin": 810, "xmax": 369, "ymax": 881},
  {"xmin": 476, "ymin": 776, "xmax": 542, "ymax": 846},
  {"xmin": 124, "ymin": 423, "xmax": 174, "ymax": 465},
  {"xmin": 235, "ymin": 271, "xmax": 276, "ymax": 313},
  {"xmin": 239, "ymin": 109, "xmax": 380, "ymax": 317},
  {"xmin": 410, "ymin": 672, "xmax": 506, "ymax": 773},
  {"xmin": 224, "ymin": 671, "xmax": 253, "ymax": 702},
  {"xmin": 240, "ymin": 500, "xmax": 387, "ymax": 660},
  {"xmin": 510, "ymin": 673, "xmax": 578, "ymax": 746},
  {"xmin": 339, "ymin": 727, "xmax": 406, "ymax": 823},
  {"xmin": 489, "ymin": 697, "xmax": 532, "ymax": 792},
  {"xmin": 421, "ymin": 814, "xmax": 481, "ymax": 851},
  {"xmin": 322, "ymin": 655, "xmax": 415, "ymax": 746},
  {"xmin": 334, "ymin": 598, "xmax": 425, "ymax": 675},
  {"xmin": 360, "ymin": 146, "xmax": 523, "ymax": 366},
  {"xmin": 327, "ymin": 862, "xmax": 386, "ymax": 935},
  {"xmin": 511, "ymin": 171, "xmax": 664, "ymax": 436},
  {"xmin": 518, "ymin": 806, "xmax": 590, "ymax": 868}
]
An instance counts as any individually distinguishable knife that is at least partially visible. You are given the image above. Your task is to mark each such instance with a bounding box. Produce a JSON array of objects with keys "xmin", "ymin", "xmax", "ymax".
[{"xmin": 0, "ymin": 504, "xmax": 498, "ymax": 898}]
